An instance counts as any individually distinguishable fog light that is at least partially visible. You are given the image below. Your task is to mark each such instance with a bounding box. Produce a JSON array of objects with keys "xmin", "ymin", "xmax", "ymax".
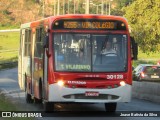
[
  {"xmin": 120, "ymin": 81, "xmax": 126, "ymax": 86},
  {"xmin": 72, "ymin": 85, "xmax": 76, "ymax": 88},
  {"xmin": 64, "ymin": 84, "xmax": 68, "ymax": 87},
  {"xmin": 114, "ymin": 84, "xmax": 118, "ymax": 88},
  {"xmin": 57, "ymin": 80, "xmax": 64, "ymax": 86}
]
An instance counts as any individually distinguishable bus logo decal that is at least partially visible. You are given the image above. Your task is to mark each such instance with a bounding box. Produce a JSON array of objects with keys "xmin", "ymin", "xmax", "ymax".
[{"xmin": 67, "ymin": 81, "xmax": 86, "ymax": 85}]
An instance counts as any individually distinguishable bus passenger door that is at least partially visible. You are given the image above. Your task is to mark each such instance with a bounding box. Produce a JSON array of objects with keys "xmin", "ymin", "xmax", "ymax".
[
  {"xmin": 43, "ymin": 34, "xmax": 49, "ymax": 100},
  {"xmin": 31, "ymin": 33, "xmax": 36, "ymax": 94},
  {"xmin": 18, "ymin": 29, "xmax": 25, "ymax": 90}
]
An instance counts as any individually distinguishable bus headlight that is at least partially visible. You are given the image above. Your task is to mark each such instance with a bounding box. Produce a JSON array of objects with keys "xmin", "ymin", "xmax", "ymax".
[
  {"xmin": 120, "ymin": 81, "xmax": 126, "ymax": 86},
  {"xmin": 57, "ymin": 80, "xmax": 64, "ymax": 86}
]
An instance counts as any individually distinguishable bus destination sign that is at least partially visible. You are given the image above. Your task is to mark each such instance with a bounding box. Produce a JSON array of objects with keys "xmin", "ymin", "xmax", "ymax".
[
  {"xmin": 63, "ymin": 21, "xmax": 115, "ymax": 29},
  {"xmin": 52, "ymin": 19, "xmax": 126, "ymax": 30}
]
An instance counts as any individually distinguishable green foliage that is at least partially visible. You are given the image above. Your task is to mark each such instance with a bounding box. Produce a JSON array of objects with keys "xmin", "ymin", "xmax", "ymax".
[
  {"xmin": 0, "ymin": 32, "xmax": 19, "ymax": 67},
  {"xmin": 0, "ymin": 93, "xmax": 34, "ymax": 120},
  {"xmin": 132, "ymin": 49, "xmax": 160, "ymax": 67},
  {"xmin": 111, "ymin": 8, "xmax": 124, "ymax": 16},
  {"xmin": 1, "ymin": 0, "xmax": 159, "ymax": 53},
  {"xmin": 0, "ymin": 0, "xmax": 134, "ymax": 27},
  {"xmin": 123, "ymin": 0, "xmax": 160, "ymax": 52},
  {"xmin": 0, "ymin": 24, "xmax": 19, "ymax": 30},
  {"xmin": 0, "ymin": 94, "xmax": 17, "ymax": 111},
  {"xmin": 132, "ymin": 60, "xmax": 156, "ymax": 68},
  {"xmin": 116, "ymin": 0, "xmax": 133, "ymax": 8}
]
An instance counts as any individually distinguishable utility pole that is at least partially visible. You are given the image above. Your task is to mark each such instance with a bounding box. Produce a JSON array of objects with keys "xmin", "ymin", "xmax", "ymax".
[
  {"xmin": 96, "ymin": 5, "xmax": 98, "ymax": 14},
  {"xmin": 42, "ymin": 0, "xmax": 45, "ymax": 17},
  {"xmin": 68, "ymin": 0, "xmax": 70, "ymax": 14},
  {"xmin": 74, "ymin": 0, "xmax": 76, "ymax": 14},
  {"xmin": 77, "ymin": 0, "xmax": 79, "ymax": 13},
  {"xmin": 105, "ymin": 0, "xmax": 108, "ymax": 15},
  {"xmin": 109, "ymin": 0, "xmax": 113, "ymax": 15},
  {"xmin": 54, "ymin": 0, "xmax": 56, "ymax": 16},
  {"xmin": 101, "ymin": 0, "xmax": 104, "ymax": 15},
  {"xmin": 85, "ymin": 0, "xmax": 89, "ymax": 14},
  {"xmin": 109, "ymin": 1, "xmax": 110, "ymax": 15},
  {"xmin": 57, "ymin": 0, "xmax": 60, "ymax": 15},
  {"xmin": 63, "ymin": 0, "xmax": 65, "ymax": 14}
]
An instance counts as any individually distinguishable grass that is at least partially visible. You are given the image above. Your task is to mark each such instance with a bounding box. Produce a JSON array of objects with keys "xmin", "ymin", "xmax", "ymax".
[
  {"xmin": 138, "ymin": 51, "xmax": 160, "ymax": 60},
  {"xmin": 0, "ymin": 32, "xmax": 19, "ymax": 69},
  {"xmin": 0, "ymin": 93, "xmax": 34, "ymax": 120},
  {"xmin": 132, "ymin": 60, "xmax": 157, "ymax": 68},
  {"xmin": 0, "ymin": 24, "xmax": 19, "ymax": 30},
  {"xmin": 132, "ymin": 50, "xmax": 160, "ymax": 67},
  {"xmin": 0, "ymin": 32, "xmax": 19, "ymax": 50},
  {"xmin": 0, "ymin": 94, "xmax": 18, "ymax": 111}
]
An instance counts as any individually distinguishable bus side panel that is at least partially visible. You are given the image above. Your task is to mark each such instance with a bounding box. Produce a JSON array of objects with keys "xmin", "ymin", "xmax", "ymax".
[
  {"xmin": 32, "ymin": 27, "xmax": 46, "ymax": 99},
  {"xmin": 18, "ymin": 29, "xmax": 25, "ymax": 90},
  {"xmin": 43, "ymin": 48, "xmax": 49, "ymax": 100}
]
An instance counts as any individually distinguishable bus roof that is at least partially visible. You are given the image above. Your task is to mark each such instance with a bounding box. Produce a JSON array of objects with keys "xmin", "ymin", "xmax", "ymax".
[{"xmin": 20, "ymin": 14, "xmax": 128, "ymax": 29}]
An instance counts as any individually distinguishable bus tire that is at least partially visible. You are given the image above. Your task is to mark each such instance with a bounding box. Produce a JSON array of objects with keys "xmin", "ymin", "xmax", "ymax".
[
  {"xmin": 25, "ymin": 76, "xmax": 34, "ymax": 103},
  {"xmin": 34, "ymin": 80, "xmax": 42, "ymax": 104},
  {"xmin": 44, "ymin": 102, "xmax": 55, "ymax": 112},
  {"xmin": 25, "ymin": 92, "xmax": 34, "ymax": 103},
  {"xmin": 34, "ymin": 97, "xmax": 42, "ymax": 104},
  {"xmin": 105, "ymin": 103, "xmax": 117, "ymax": 112}
]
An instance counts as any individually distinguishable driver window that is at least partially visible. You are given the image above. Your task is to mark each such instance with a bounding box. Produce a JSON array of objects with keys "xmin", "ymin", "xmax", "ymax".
[
  {"xmin": 101, "ymin": 40, "xmax": 117, "ymax": 56},
  {"xmin": 92, "ymin": 35, "xmax": 120, "ymax": 65}
]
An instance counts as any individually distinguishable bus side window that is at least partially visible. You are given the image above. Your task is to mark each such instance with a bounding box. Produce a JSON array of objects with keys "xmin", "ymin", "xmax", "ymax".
[
  {"xmin": 24, "ymin": 29, "xmax": 31, "ymax": 56},
  {"xmin": 35, "ymin": 28, "xmax": 44, "ymax": 58}
]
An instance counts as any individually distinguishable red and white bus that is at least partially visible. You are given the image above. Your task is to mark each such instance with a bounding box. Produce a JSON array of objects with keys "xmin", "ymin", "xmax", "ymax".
[{"xmin": 18, "ymin": 14, "xmax": 138, "ymax": 112}]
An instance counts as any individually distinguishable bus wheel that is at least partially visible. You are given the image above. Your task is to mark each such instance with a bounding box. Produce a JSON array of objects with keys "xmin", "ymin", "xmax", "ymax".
[
  {"xmin": 25, "ymin": 87, "xmax": 34, "ymax": 103},
  {"xmin": 25, "ymin": 77, "xmax": 34, "ymax": 103},
  {"xmin": 105, "ymin": 103, "xmax": 117, "ymax": 112},
  {"xmin": 25, "ymin": 92, "xmax": 34, "ymax": 103},
  {"xmin": 34, "ymin": 97, "xmax": 42, "ymax": 104},
  {"xmin": 34, "ymin": 81, "xmax": 42, "ymax": 104},
  {"xmin": 43, "ymin": 102, "xmax": 54, "ymax": 112}
]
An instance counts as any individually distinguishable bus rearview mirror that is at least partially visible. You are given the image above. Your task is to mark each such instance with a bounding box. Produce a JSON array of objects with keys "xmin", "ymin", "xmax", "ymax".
[{"xmin": 131, "ymin": 37, "xmax": 138, "ymax": 60}]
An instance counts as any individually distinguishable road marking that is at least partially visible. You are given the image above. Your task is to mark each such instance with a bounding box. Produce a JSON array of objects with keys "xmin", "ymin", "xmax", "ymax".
[
  {"xmin": 0, "ymin": 29, "xmax": 20, "ymax": 33},
  {"xmin": 0, "ymin": 88, "xmax": 23, "ymax": 94},
  {"xmin": 0, "ymin": 88, "xmax": 9, "ymax": 94}
]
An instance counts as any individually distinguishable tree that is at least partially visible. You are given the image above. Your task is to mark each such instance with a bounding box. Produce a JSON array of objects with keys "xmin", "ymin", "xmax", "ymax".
[
  {"xmin": 116, "ymin": 0, "xmax": 133, "ymax": 8},
  {"xmin": 123, "ymin": 0, "xmax": 160, "ymax": 52},
  {"xmin": 110, "ymin": 0, "xmax": 133, "ymax": 16}
]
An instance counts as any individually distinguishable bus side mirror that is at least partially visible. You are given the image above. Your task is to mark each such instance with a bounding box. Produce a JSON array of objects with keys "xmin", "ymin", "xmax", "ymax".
[
  {"xmin": 131, "ymin": 37, "xmax": 138, "ymax": 60},
  {"xmin": 43, "ymin": 35, "xmax": 49, "ymax": 48}
]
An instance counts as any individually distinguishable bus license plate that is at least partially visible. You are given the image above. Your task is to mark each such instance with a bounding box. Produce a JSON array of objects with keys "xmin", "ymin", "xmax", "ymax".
[
  {"xmin": 85, "ymin": 91, "xmax": 99, "ymax": 96},
  {"xmin": 151, "ymin": 75, "xmax": 159, "ymax": 78}
]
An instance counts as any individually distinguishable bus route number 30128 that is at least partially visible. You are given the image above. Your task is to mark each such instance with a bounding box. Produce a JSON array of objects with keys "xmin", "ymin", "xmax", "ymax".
[{"xmin": 106, "ymin": 74, "xmax": 124, "ymax": 79}]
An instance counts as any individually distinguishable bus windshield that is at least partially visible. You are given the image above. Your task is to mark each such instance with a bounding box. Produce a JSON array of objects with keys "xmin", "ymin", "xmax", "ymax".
[{"xmin": 53, "ymin": 33, "xmax": 128, "ymax": 72}]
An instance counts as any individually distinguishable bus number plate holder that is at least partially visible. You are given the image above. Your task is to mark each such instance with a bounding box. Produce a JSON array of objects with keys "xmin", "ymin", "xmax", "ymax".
[{"xmin": 85, "ymin": 91, "xmax": 99, "ymax": 97}]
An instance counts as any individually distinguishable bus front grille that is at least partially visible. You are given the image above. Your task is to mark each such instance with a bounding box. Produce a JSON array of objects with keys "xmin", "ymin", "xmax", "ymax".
[{"xmin": 63, "ymin": 94, "xmax": 119, "ymax": 100}]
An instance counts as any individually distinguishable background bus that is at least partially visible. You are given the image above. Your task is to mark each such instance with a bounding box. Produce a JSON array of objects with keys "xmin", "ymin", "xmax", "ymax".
[{"xmin": 18, "ymin": 14, "xmax": 138, "ymax": 112}]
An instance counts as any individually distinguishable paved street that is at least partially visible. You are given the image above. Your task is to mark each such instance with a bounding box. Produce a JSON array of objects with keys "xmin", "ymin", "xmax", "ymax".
[{"xmin": 0, "ymin": 68, "xmax": 160, "ymax": 120}]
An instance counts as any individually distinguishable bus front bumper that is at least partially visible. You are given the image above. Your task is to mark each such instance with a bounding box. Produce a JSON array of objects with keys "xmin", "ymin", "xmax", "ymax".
[{"xmin": 48, "ymin": 83, "xmax": 131, "ymax": 103}]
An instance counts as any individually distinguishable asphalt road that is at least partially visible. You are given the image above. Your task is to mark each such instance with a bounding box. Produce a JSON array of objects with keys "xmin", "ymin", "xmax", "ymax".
[{"xmin": 0, "ymin": 68, "xmax": 160, "ymax": 120}]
